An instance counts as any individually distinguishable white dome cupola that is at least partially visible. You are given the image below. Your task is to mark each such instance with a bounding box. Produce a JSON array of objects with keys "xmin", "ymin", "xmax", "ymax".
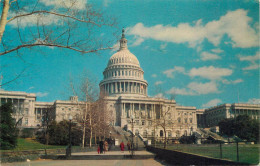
[{"xmin": 99, "ymin": 28, "xmax": 148, "ymax": 97}]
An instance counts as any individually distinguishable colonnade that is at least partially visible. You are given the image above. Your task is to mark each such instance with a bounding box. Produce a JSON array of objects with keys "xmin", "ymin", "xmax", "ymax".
[
  {"xmin": 0, "ymin": 97, "xmax": 25, "ymax": 114},
  {"xmin": 102, "ymin": 81, "xmax": 147, "ymax": 95},
  {"xmin": 120, "ymin": 102, "xmax": 162, "ymax": 120}
]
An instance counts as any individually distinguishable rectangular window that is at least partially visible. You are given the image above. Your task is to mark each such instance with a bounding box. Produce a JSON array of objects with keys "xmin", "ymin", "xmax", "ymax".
[
  {"xmin": 142, "ymin": 121, "xmax": 145, "ymax": 125},
  {"xmin": 25, "ymin": 108, "xmax": 29, "ymax": 115},
  {"xmin": 25, "ymin": 118, "xmax": 28, "ymax": 125}
]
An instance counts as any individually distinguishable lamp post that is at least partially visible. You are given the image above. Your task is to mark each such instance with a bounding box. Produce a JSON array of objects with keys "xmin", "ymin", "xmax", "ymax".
[
  {"xmin": 130, "ymin": 115, "xmax": 135, "ymax": 156},
  {"xmin": 136, "ymin": 130, "xmax": 139, "ymax": 150},
  {"xmin": 66, "ymin": 115, "xmax": 72, "ymax": 158}
]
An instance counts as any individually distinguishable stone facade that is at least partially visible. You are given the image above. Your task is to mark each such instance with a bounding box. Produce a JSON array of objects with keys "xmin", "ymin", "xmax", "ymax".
[
  {"xmin": 99, "ymin": 29, "xmax": 197, "ymax": 139},
  {"xmin": 0, "ymin": 91, "xmax": 36, "ymax": 127},
  {"xmin": 204, "ymin": 103, "xmax": 260, "ymax": 127}
]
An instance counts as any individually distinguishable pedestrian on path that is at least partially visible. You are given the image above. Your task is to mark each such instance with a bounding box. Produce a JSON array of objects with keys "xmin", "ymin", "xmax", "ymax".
[
  {"xmin": 104, "ymin": 140, "xmax": 108, "ymax": 153},
  {"xmin": 97, "ymin": 146, "xmax": 100, "ymax": 154},
  {"xmin": 99, "ymin": 140, "xmax": 104, "ymax": 154},
  {"xmin": 127, "ymin": 141, "xmax": 131, "ymax": 153},
  {"xmin": 120, "ymin": 141, "xmax": 124, "ymax": 152}
]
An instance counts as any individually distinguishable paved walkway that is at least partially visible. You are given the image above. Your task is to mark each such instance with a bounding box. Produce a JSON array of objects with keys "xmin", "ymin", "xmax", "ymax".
[
  {"xmin": 65, "ymin": 150, "xmax": 154, "ymax": 155},
  {"xmin": 2, "ymin": 151, "xmax": 164, "ymax": 166},
  {"xmin": 2, "ymin": 159, "xmax": 163, "ymax": 166}
]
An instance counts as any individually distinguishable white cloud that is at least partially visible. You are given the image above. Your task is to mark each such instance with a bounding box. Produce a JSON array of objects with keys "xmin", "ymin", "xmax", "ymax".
[
  {"xmin": 163, "ymin": 66, "xmax": 185, "ymax": 78},
  {"xmin": 166, "ymin": 81, "xmax": 219, "ymax": 96},
  {"xmin": 202, "ymin": 99, "xmax": 222, "ymax": 108},
  {"xmin": 40, "ymin": 0, "xmax": 87, "ymax": 10},
  {"xmin": 200, "ymin": 51, "xmax": 221, "ymax": 61},
  {"xmin": 238, "ymin": 51, "xmax": 260, "ymax": 71},
  {"xmin": 166, "ymin": 87, "xmax": 194, "ymax": 96},
  {"xmin": 128, "ymin": 9, "xmax": 258, "ymax": 48},
  {"xmin": 222, "ymin": 79, "xmax": 243, "ymax": 84},
  {"xmin": 9, "ymin": 12, "xmax": 60, "ymax": 28},
  {"xmin": 111, "ymin": 42, "xmax": 120, "ymax": 52},
  {"xmin": 189, "ymin": 66, "xmax": 233, "ymax": 80},
  {"xmin": 155, "ymin": 81, "xmax": 164, "ymax": 86},
  {"xmin": 131, "ymin": 37, "xmax": 144, "ymax": 47},
  {"xmin": 211, "ymin": 48, "xmax": 224, "ymax": 54},
  {"xmin": 103, "ymin": 0, "xmax": 110, "ymax": 7},
  {"xmin": 35, "ymin": 92, "xmax": 49, "ymax": 97},
  {"xmin": 153, "ymin": 93, "xmax": 165, "ymax": 98},
  {"xmin": 247, "ymin": 98, "xmax": 260, "ymax": 104},
  {"xmin": 151, "ymin": 74, "xmax": 157, "ymax": 78},
  {"xmin": 187, "ymin": 81, "xmax": 219, "ymax": 95}
]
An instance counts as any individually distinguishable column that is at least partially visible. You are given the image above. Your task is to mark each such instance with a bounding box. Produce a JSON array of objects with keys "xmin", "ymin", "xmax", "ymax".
[
  {"xmin": 115, "ymin": 82, "xmax": 118, "ymax": 93},
  {"xmin": 119, "ymin": 82, "xmax": 121, "ymax": 93},
  {"xmin": 133, "ymin": 103, "xmax": 135, "ymax": 118},
  {"xmin": 145, "ymin": 104, "xmax": 147, "ymax": 119},
  {"xmin": 139, "ymin": 103, "xmax": 141, "ymax": 119},
  {"xmin": 122, "ymin": 103, "xmax": 125, "ymax": 117},
  {"xmin": 124, "ymin": 82, "xmax": 125, "ymax": 93}
]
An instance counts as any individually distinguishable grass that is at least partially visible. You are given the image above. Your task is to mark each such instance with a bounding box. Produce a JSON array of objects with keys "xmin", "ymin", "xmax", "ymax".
[
  {"xmin": 1, "ymin": 138, "xmax": 66, "ymax": 152},
  {"xmin": 163, "ymin": 143, "xmax": 259, "ymax": 165}
]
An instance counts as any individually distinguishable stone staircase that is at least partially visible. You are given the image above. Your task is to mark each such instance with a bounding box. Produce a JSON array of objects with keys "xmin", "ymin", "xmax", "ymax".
[
  {"xmin": 197, "ymin": 128, "xmax": 227, "ymax": 141},
  {"xmin": 112, "ymin": 126, "xmax": 146, "ymax": 150}
]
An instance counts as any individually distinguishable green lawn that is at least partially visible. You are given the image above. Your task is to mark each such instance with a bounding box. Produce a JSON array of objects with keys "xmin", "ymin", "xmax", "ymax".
[
  {"xmin": 164, "ymin": 143, "xmax": 259, "ymax": 165},
  {"xmin": 1, "ymin": 138, "xmax": 66, "ymax": 152}
]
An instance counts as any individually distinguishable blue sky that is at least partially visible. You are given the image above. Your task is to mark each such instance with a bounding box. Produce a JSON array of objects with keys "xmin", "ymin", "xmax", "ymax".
[{"xmin": 1, "ymin": 0, "xmax": 259, "ymax": 109}]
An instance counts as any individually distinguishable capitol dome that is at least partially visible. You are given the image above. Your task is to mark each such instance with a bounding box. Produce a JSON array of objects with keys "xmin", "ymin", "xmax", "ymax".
[
  {"xmin": 99, "ymin": 29, "xmax": 148, "ymax": 97},
  {"xmin": 107, "ymin": 49, "xmax": 140, "ymax": 67}
]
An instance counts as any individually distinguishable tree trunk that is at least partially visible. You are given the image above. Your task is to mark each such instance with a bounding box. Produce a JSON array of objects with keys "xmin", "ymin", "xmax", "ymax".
[
  {"xmin": 0, "ymin": 0, "xmax": 10, "ymax": 43},
  {"xmin": 90, "ymin": 125, "xmax": 92, "ymax": 147},
  {"xmin": 164, "ymin": 128, "xmax": 167, "ymax": 149},
  {"xmin": 89, "ymin": 110, "xmax": 92, "ymax": 147},
  {"xmin": 82, "ymin": 110, "xmax": 87, "ymax": 148},
  {"xmin": 94, "ymin": 131, "xmax": 97, "ymax": 145}
]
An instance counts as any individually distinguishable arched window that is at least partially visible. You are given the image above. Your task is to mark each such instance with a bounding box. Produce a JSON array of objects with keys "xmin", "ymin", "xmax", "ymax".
[
  {"xmin": 184, "ymin": 130, "xmax": 187, "ymax": 136},
  {"xmin": 160, "ymin": 130, "xmax": 163, "ymax": 137},
  {"xmin": 178, "ymin": 117, "xmax": 181, "ymax": 123},
  {"xmin": 184, "ymin": 118, "xmax": 187, "ymax": 123}
]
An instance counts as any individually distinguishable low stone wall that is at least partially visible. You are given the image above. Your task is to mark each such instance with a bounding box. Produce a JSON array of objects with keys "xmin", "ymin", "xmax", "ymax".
[
  {"xmin": 0, "ymin": 146, "xmax": 97, "ymax": 163},
  {"xmin": 146, "ymin": 146, "xmax": 248, "ymax": 165}
]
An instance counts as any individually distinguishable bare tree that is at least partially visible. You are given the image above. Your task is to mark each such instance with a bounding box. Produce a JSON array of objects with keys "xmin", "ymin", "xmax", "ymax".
[
  {"xmin": 152, "ymin": 84, "xmax": 175, "ymax": 149},
  {"xmin": 69, "ymin": 74, "xmax": 98, "ymax": 148},
  {"xmin": 69, "ymin": 73, "xmax": 111, "ymax": 148},
  {"xmin": 0, "ymin": 0, "xmax": 117, "ymax": 86},
  {"xmin": 152, "ymin": 103, "xmax": 174, "ymax": 149}
]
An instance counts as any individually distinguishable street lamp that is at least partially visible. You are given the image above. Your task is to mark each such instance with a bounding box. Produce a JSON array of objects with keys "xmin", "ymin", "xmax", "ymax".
[
  {"xmin": 66, "ymin": 115, "xmax": 73, "ymax": 158},
  {"xmin": 130, "ymin": 115, "xmax": 135, "ymax": 156},
  {"xmin": 136, "ymin": 130, "xmax": 139, "ymax": 150}
]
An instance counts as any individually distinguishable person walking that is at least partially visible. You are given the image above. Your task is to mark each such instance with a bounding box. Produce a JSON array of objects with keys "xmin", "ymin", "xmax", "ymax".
[
  {"xmin": 127, "ymin": 141, "xmax": 131, "ymax": 153},
  {"xmin": 120, "ymin": 141, "xmax": 124, "ymax": 153},
  {"xmin": 97, "ymin": 145, "xmax": 100, "ymax": 154},
  {"xmin": 99, "ymin": 140, "xmax": 104, "ymax": 154},
  {"xmin": 104, "ymin": 140, "xmax": 108, "ymax": 153}
]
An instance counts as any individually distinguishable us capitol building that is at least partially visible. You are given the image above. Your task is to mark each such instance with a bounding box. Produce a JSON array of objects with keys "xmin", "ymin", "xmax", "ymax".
[{"xmin": 0, "ymin": 30, "xmax": 259, "ymax": 139}]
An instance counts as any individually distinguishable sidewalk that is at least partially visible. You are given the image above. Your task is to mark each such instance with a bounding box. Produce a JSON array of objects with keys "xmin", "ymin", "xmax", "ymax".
[
  {"xmin": 71, "ymin": 150, "xmax": 154, "ymax": 156},
  {"xmin": 42, "ymin": 150, "xmax": 156, "ymax": 160}
]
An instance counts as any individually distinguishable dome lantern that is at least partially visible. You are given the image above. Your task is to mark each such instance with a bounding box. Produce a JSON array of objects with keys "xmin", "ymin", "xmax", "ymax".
[{"xmin": 119, "ymin": 28, "xmax": 127, "ymax": 50}]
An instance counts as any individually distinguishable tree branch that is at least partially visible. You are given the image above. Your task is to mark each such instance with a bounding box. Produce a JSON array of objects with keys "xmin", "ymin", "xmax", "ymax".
[
  {"xmin": 0, "ymin": 43, "xmax": 113, "ymax": 56},
  {"xmin": 1, "ymin": 68, "xmax": 26, "ymax": 87},
  {"xmin": 7, "ymin": 10, "xmax": 103, "ymax": 27}
]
